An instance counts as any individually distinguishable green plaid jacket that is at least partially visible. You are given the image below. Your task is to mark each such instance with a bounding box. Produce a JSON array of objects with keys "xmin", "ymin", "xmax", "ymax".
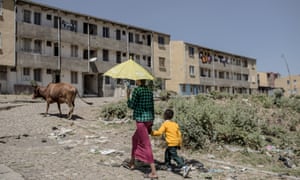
[{"xmin": 127, "ymin": 86, "xmax": 154, "ymax": 122}]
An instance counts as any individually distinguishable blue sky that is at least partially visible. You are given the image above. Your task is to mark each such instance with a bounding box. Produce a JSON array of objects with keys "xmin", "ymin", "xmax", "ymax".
[{"xmin": 33, "ymin": 0, "xmax": 300, "ymax": 77}]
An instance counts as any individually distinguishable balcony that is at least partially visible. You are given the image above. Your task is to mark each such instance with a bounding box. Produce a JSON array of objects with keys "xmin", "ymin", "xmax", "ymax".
[
  {"xmin": 17, "ymin": 52, "xmax": 88, "ymax": 72},
  {"xmin": 199, "ymin": 76, "xmax": 250, "ymax": 88},
  {"xmin": 17, "ymin": 22, "xmax": 152, "ymax": 54}
]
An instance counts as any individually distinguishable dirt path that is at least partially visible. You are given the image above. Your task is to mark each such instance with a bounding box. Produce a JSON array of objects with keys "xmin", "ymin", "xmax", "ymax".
[{"xmin": 0, "ymin": 95, "xmax": 298, "ymax": 180}]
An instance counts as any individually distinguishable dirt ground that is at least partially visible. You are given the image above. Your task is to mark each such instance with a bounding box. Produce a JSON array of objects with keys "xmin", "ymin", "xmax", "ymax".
[{"xmin": 0, "ymin": 95, "xmax": 298, "ymax": 180}]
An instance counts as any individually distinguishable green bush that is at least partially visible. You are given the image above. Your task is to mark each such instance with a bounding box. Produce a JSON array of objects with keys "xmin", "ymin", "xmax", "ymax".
[
  {"xmin": 98, "ymin": 92, "xmax": 300, "ymax": 152},
  {"xmin": 100, "ymin": 100, "xmax": 128, "ymax": 120}
]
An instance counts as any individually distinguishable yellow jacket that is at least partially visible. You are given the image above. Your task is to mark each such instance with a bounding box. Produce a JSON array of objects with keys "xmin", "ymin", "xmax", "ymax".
[{"xmin": 151, "ymin": 120, "xmax": 182, "ymax": 147}]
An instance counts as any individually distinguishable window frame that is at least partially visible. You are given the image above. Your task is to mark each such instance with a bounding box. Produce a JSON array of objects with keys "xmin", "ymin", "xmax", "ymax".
[
  {"xmin": 71, "ymin": 45, "xmax": 78, "ymax": 57},
  {"xmin": 102, "ymin": 27, "xmax": 110, "ymax": 38},
  {"xmin": 188, "ymin": 47, "xmax": 194, "ymax": 57},
  {"xmin": 128, "ymin": 32, "xmax": 133, "ymax": 43},
  {"xmin": 23, "ymin": 67, "xmax": 30, "ymax": 76},
  {"xmin": 34, "ymin": 12, "xmax": 41, "ymax": 25},
  {"xmin": 158, "ymin": 36, "xmax": 165, "ymax": 45},
  {"xmin": 71, "ymin": 71, "xmax": 78, "ymax": 84},
  {"xmin": 23, "ymin": 38, "xmax": 32, "ymax": 52},
  {"xmin": 102, "ymin": 49, "xmax": 109, "ymax": 61},
  {"xmin": 189, "ymin": 65, "xmax": 195, "ymax": 76},
  {"xmin": 23, "ymin": 9, "xmax": 31, "ymax": 23},
  {"xmin": 34, "ymin": 39, "xmax": 42, "ymax": 53},
  {"xmin": 33, "ymin": 68, "xmax": 42, "ymax": 82},
  {"xmin": 116, "ymin": 29, "xmax": 121, "ymax": 40}
]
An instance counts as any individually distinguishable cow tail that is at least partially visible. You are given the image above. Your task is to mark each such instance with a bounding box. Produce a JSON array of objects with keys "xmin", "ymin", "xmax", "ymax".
[{"xmin": 76, "ymin": 89, "xmax": 93, "ymax": 105}]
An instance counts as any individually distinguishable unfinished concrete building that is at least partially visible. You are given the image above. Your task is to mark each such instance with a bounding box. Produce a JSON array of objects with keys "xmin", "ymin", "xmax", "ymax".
[
  {"xmin": 257, "ymin": 72, "xmax": 280, "ymax": 96},
  {"xmin": 167, "ymin": 41, "xmax": 257, "ymax": 95},
  {"xmin": 0, "ymin": 0, "xmax": 170, "ymax": 96},
  {"xmin": 275, "ymin": 75, "xmax": 300, "ymax": 96}
]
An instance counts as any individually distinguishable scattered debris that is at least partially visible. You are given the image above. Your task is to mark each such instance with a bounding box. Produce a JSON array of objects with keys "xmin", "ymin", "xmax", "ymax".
[{"xmin": 89, "ymin": 148, "xmax": 124, "ymax": 156}]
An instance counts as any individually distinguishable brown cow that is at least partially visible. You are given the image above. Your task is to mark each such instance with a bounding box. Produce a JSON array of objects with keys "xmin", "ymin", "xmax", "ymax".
[{"xmin": 32, "ymin": 82, "xmax": 93, "ymax": 119}]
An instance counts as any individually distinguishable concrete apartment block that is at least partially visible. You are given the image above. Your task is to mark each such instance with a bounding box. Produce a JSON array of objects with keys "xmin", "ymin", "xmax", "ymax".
[
  {"xmin": 0, "ymin": 0, "xmax": 170, "ymax": 96},
  {"xmin": 167, "ymin": 41, "xmax": 258, "ymax": 96}
]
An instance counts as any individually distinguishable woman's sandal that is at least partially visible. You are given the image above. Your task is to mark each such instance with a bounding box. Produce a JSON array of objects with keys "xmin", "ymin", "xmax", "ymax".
[{"xmin": 143, "ymin": 173, "xmax": 159, "ymax": 179}]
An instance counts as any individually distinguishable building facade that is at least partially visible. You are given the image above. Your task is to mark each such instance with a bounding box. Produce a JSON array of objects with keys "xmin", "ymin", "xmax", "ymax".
[
  {"xmin": 257, "ymin": 72, "xmax": 280, "ymax": 96},
  {"xmin": 275, "ymin": 75, "xmax": 300, "ymax": 96},
  {"xmin": 0, "ymin": 0, "xmax": 170, "ymax": 96},
  {"xmin": 166, "ymin": 41, "xmax": 257, "ymax": 95}
]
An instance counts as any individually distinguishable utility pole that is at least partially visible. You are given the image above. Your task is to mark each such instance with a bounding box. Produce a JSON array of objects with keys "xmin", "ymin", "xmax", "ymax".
[{"xmin": 281, "ymin": 54, "xmax": 292, "ymax": 95}]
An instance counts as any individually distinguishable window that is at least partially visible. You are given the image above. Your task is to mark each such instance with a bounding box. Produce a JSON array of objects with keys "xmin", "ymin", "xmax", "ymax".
[
  {"xmin": 34, "ymin": 40, "xmax": 42, "ymax": 53},
  {"xmin": 89, "ymin": 24, "xmax": 97, "ymax": 35},
  {"xmin": 46, "ymin": 14, "xmax": 52, "ymax": 20},
  {"xmin": 116, "ymin": 51, "xmax": 121, "ymax": 63},
  {"xmin": 102, "ymin": 27, "xmax": 110, "ymax": 38},
  {"xmin": 71, "ymin": 45, "xmax": 78, "ymax": 57},
  {"xmin": 46, "ymin": 69, "xmax": 52, "ymax": 74},
  {"xmin": 34, "ymin": 69, "xmax": 41, "ymax": 82},
  {"xmin": 116, "ymin": 79, "xmax": 122, "ymax": 85},
  {"xmin": 147, "ymin": 57, "xmax": 151, "ymax": 67},
  {"xmin": 237, "ymin": 73, "xmax": 241, "ymax": 80},
  {"xmin": 287, "ymin": 80, "xmax": 290, "ymax": 85},
  {"xmin": 0, "ymin": 66, "xmax": 7, "ymax": 80},
  {"xmin": 219, "ymin": 71, "xmax": 225, "ymax": 79},
  {"xmin": 23, "ymin": 67, "xmax": 30, "ymax": 76},
  {"xmin": 103, "ymin": 49, "xmax": 109, "ymax": 61},
  {"xmin": 83, "ymin": 23, "xmax": 97, "ymax": 35},
  {"xmin": 147, "ymin": 35, "xmax": 151, "ymax": 46},
  {"xmin": 54, "ymin": 43, "xmax": 59, "ymax": 56},
  {"xmin": 70, "ymin": 20, "xmax": 77, "ymax": 32},
  {"xmin": 135, "ymin": 34, "xmax": 141, "ymax": 44},
  {"xmin": 242, "ymin": 74, "xmax": 249, "ymax": 81},
  {"xmin": 54, "ymin": 16, "xmax": 61, "ymax": 28},
  {"xmin": 159, "ymin": 57, "xmax": 166, "ymax": 71},
  {"xmin": 159, "ymin": 57, "xmax": 165, "ymax": 68},
  {"xmin": 34, "ymin": 12, "xmax": 41, "ymax": 25},
  {"xmin": 46, "ymin": 41, "xmax": 52, "ymax": 47},
  {"xmin": 83, "ymin": 50, "xmax": 88, "ymax": 59},
  {"xmin": 23, "ymin": 38, "xmax": 31, "ymax": 52},
  {"xmin": 71, "ymin": 71, "xmax": 78, "ymax": 84},
  {"xmin": 105, "ymin": 76, "xmax": 110, "ymax": 84},
  {"xmin": 62, "ymin": 19, "xmax": 77, "ymax": 32},
  {"xmin": 189, "ymin": 66, "xmax": 195, "ymax": 76},
  {"xmin": 23, "ymin": 10, "xmax": 31, "ymax": 23},
  {"xmin": 188, "ymin": 47, "xmax": 194, "ymax": 57},
  {"xmin": 158, "ymin": 36, "xmax": 165, "ymax": 45},
  {"xmin": 182, "ymin": 84, "xmax": 186, "ymax": 92},
  {"xmin": 116, "ymin": 29, "xmax": 121, "ymax": 40},
  {"xmin": 128, "ymin": 32, "xmax": 133, "ymax": 43}
]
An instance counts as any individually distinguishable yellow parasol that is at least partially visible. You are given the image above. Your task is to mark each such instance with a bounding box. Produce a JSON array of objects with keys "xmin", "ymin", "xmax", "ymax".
[{"xmin": 103, "ymin": 58, "xmax": 154, "ymax": 80}]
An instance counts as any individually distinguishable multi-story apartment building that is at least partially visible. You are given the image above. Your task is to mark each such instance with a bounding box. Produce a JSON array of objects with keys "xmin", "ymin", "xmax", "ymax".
[
  {"xmin": 166, "ymin": 41, "xmax": 257, "ymax": 95},
  {"xmin": 257, "ymin": 72, "xmax": 280, "ymax": 95},
  {"xmin": 275, "ymin": 75, "xmax": 300, "ymax": 96},
  {"xmin": 0, "ymin": 0, "xmax": 170, "ymax": 96}
]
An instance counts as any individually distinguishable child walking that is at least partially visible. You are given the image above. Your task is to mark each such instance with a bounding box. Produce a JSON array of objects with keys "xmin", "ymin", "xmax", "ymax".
[{"xmin": 151, "ymin": 109, "xmax": 191, "ymax": 178}]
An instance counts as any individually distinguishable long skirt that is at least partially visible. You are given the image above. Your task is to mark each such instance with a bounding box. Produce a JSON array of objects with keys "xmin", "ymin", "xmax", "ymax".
[{"xmin": 131, "ymin": 121, "xmax": 154, "ymax": 164}]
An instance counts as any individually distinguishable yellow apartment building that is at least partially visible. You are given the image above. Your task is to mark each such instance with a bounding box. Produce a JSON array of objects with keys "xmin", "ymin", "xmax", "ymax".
[
  {"xmin": 257, "ymin": 72, "xmax": 280, "ymax": 95},
  {"xmin": 275, "ymin": 75, "xmax": 300, "ymax": 96},
  {"xmin": 166, "ymin": 41, "xmax": 257, "ymax": 95},
  {"xmin": 0, "ymin": 0, "xmax": 170, "ymax": 96}
]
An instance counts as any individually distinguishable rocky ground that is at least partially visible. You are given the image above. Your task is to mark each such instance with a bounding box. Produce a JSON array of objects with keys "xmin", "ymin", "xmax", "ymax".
[{"xmin": 0, "ymin": 95, "xmax": 299, "ymax": 180}]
